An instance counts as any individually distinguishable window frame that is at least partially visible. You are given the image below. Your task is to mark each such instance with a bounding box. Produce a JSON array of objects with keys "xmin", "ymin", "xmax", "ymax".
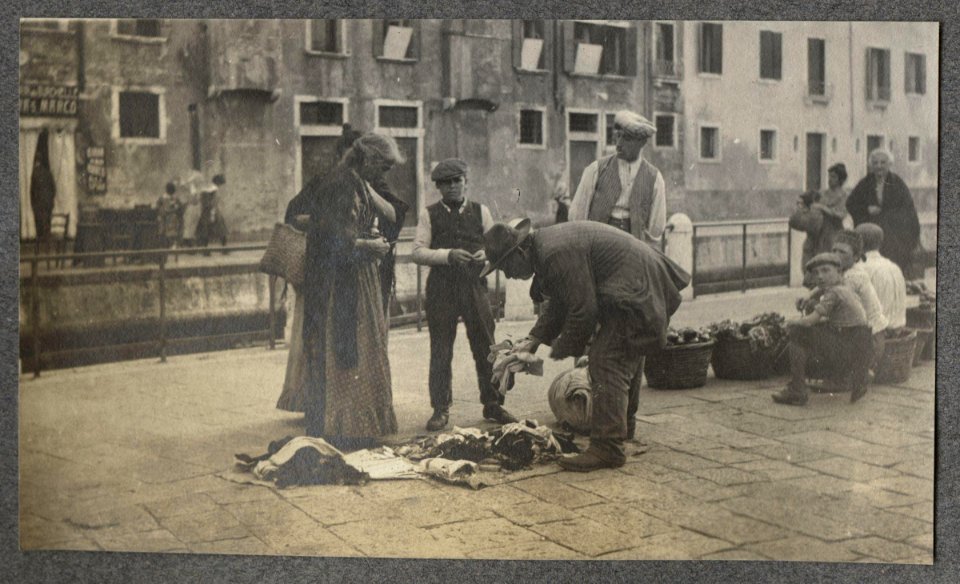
[
  {"xmin": 904, "ymin": 52, "xmax": 926, "ymax": 95},
  {"xmin": 653, "ymin": 113, "xmax": 677, "ymax": 150},
  {"xmin": 698, "ymin": 22, "xmax": 723, "ymax": 77},
  {"xmin": 373, "ymin": 19, "xmax": 421, "ymax": 63},
  {"xmin": 373, "ymin": 98, "xmax": 424, "ymax": 227},
  {"xmin": 566, "ymin": 20, "xmax": 638, "ymax": 78},
  {"xmin": 652, "ymin": 21, "xmax": 679, "ymax": 79},
  {"xmin": 304, "ymin": 19, "xmax": 350, "ymax": 57},
  {"xmin": 292, "ymin": 95, "xmax": 350, "ymax": 195},
  {"xmin": 758, "ymin": 30, "xmax": 783, "ymax": 82},
  {"xmin": 112, "ymin": 86, "xmax": 166, "ymax": 145},
  {"xmin": 907, "ymin": 136, "xmax": 921, "ymax": 164},
  {"xmin": 866, "ymin": 46, "xmax": 892, "ymax": 103},
  {"xmin": 21, "ymin": 18, "xmax": 70, "ymax": 32},
  {"xmin": 517, "ymin": 106, "xmax": 548, "ymax": 150},
  {"xmin": 109, "ymin": 18, "xmax": 166, "ymax": 44},
  {"xmin": 758, "ymin": 127, "xmax": 779, "ymax": 163},
  {"xmin": 698, "ymin": 123, "xmax": 722, "ymax": 163},
  {"xmin": 516, "ymin": 20, "xmax": 549, "ymax": 73}
]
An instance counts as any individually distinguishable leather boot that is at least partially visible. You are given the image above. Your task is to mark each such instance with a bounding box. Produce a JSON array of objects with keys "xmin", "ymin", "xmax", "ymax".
[
  {"xmin": 482, "ymin": 403, "xmax": 518, "ymax": 425},
  {"xmin": 426, "ymin": 408, "xmax": 449, "ymax": 432}
]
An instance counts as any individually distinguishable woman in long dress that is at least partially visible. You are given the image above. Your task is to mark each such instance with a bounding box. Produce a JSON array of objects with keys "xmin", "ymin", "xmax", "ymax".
[{"xmin": 298, "ymin": 134, "xmax": 404, "ymax": 449}]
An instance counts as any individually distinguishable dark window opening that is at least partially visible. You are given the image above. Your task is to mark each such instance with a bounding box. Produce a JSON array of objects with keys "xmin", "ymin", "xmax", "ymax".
[
  {"xmin": 572, "ymin": 22, "xmax": 631, "ymax": 76},
  {"xmin": 605, "ymin": 114, "xmax": 617, "ymax": 146},
  {"xmin": 119, "ymin": 91, "xmax": 160, "ymax": 139},
  {"xmin": 379, "ymin": 106, "xmax": 418, "ymax": 128},
  {"xmin": 808, "ymin": 38, "xmax": 826, "ymax": 95},
  {"xmin": 117, "ymin": 19, "xmax": 162, "ymax": 38},
  {"xmin": 867, "ymin": 48, "xmax": 891, "ymax": 101},
  {"xmin": 699, "ymin": 23, "xmax": 723, "ymax": 75},
  {"xmin": 309, "ymin": 20, "xmax": 341, "ymax": 53},
  {"xmin": 655, "ymin": 115, "xmax": 675, "ymax": 148},
  {"xmin": 908, "ymin": 137, "xmax": 920, "ymax": 162},
  {"xmin": 655, "ymin": 22, "xmax": 677, "ymax": 76},
  {"xmin": 760, "ymin": 31, "xmax": 782, "ymax": 80},
  {"xmin": 300, "ymin": 101, "xmax": 344, "ymax": 126},
  {"xmin": 700, "ymin": 127, "xmax": 719, "ymax": 159},
  {"xmin": 760, "ymin": 130, "xmax": 777, "ymax": 160},
  {"xmin": 905, "ymin": 52, "xmax": 926, "ymax": 94},
  {"xmin": 568, "ymin": 113, "xmax": 598, "ymax": 134},
  {"xmin": 519, "ymin": 110, "xmax": 544, "ymax": 145}
]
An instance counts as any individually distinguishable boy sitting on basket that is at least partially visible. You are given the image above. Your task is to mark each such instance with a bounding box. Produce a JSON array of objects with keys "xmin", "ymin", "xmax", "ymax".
[{"xmin": 773, "ymin": 252, "xmax": 873, "ymax": 406}]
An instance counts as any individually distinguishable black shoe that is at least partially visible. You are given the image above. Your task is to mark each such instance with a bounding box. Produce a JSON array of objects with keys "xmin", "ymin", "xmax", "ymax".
[
  {"xmin": 558, "ymin": 449, "xmax": 625, "ymax": 472},
  {"xmin": 482, "ymin": 404, "xmax": 518, "ymax": 425},
  {"xmin": 771, "ymin": 389, "xmax": 809, "ymax": 406},
  {"xmin": 426, "ymin": 409, "xmax": 449, "ymax": 432},
  {"xmin": 850, "ymin": 384, "xmax": 868, "ymax": 403}
]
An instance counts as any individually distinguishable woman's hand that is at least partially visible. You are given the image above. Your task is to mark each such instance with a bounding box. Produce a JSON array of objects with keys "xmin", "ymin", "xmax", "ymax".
[{"xmin": 358, "ymin": 237, "xmax": 391, "ymax": 259}]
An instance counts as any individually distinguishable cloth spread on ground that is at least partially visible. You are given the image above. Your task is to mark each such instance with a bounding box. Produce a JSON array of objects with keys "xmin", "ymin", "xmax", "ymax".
[
  {"xmin": 489, "ymin": 340, "xmax": 545, "ymax": 394},
  {"xmin": 234, "ymin": 421, "xmax": 580, "ymax": 490},
  {"xmin": 548, "ymin": 365, "xmax": 593, "ymax": 434}
]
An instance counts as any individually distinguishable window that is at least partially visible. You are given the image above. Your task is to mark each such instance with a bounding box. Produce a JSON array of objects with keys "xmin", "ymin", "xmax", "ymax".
[
  {"xmin": 905, "ymin": 52, "xmax": 926, "ymax": 95},
  {"xmin": 908, "ymin": 137, "xmax": 920, "ymax": 162},
  {"xmin": 808, "ymin": 38, "xmax": 826, "ymax": 96},
  {"xmin": 654, "ymin": 22, "xmax": 678, "ymax": 77},
  {"xmin": 605, "ymin": 114, "xmax": 617, "ymax": 148},
  {"xmin": 307, "ymin": 20, "xmax": 346, "ymax": 55},
  {"xmin": 568, "ymin": 112, "xmax": 599, "ymax": 134},
  {"xmin": 699, "ymin": 125, "xmax": 720, "ymax": 161},
  {"xmin": 299, "ymin": 101, "xmax": 344, "ymax": 126},
  {"xmin": 378, "ymin": 105, "xmax": 419, "ymax": 128},
  {"xmin": 517, "ymin": 20, "xmax": 547, "ymax": 70},
  {"xmin": 760, "ymin": 129, "xmax": 778, "ymax": 161},
  {"xmin": 866, "ymin": 48, "xmax": 891, "ymax": 102},
  {"xmin": 759, "ymin": 31, "xmax": 782, "ymax": 80},
  {"xmin": 566, "ymin": 21, "xmax": 637, "ymax": 76},
  {"xmin": 374, "ymin": 20, "xmax": 419, "ymax": 61},
  {"xmin": 114, "ymin": 89, "xmax": 164, "ymax": 143},
  {"xmin": 21, "ymin": 19, "xmax": 68, "ymax": 31},
  {"xmin": 654, "ymin": 114, "xmax": 676, "ymax": 148},
  {"xmin": 519, "ymin": 109, "xmax": 545, "ymax": 147},
  {"xmin": 116, "ymin": 19, "xmax": 162, "ymax": 38},
  {"xmin": 698, "ymin": 23, "xmax": 723, "ymax": 75}
]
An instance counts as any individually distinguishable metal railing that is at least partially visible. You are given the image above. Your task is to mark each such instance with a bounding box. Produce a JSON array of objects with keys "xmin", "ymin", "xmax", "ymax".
[
  {"xmin": 690, "ymin": 218, "xmax": 791, "ymax": 299},
  {"xmin": 19, "ymin": 244, "xmax": 501, "ymax": 377}
]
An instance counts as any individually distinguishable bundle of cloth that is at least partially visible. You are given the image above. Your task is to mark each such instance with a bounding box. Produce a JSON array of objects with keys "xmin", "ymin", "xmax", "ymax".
[
  {"xmin": 488, "ymin": 339, "xmax": 545, "ymax": 394},
  {"xmin": 547, "ymin": 359, "xmax": 593, "ymax": 435}
]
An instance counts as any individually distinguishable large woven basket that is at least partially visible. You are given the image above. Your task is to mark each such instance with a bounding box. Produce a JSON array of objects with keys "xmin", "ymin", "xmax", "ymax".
[
  {"xmin": 645, "ymin": 340, "xmax": 715, "ymax": 390},
  {"xmin": 909, "ymin": 328, "xmax": 933, "ymax": 367},
  {"xmin": 906, "ymin": 306, "xmax": 935, "ymax": 329},
  {"xmin": 258, "ymin": 223, "xmax": 306, "ymax": 286},
  {"xmin": 711, "ymin": 337, "xmax": 774, "ymax": 380},
  {"xmin": 875, "ymin": 330, "xmax": 917, "ymax": 384}
]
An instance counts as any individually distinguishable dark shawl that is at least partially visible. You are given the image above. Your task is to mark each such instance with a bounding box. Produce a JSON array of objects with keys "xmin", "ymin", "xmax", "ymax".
[
  {"xmin": 298, "ymin": 165, "xmax": 368, "ymax": 370},
  {"xmin": 528, "ymin": 222, "xmax": 691, "ymax": 359},
  {"xmin": 846, "ymin": 171, "xmax": 920, "ymax": 273},
  {"xmin": 369, "ymin": 177, "xmax": 409, "ymax": 313}
]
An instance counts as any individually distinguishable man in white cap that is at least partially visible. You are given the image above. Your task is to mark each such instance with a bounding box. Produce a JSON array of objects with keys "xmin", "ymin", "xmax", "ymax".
[{"xmin": 568, "ymin": 110, "xmax": 666, "ymax": 246}]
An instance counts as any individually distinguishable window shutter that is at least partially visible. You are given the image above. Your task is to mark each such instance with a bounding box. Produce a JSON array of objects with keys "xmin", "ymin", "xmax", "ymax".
[
  {"xmin": 542, "ymin": 21, "xmax": 554, "ymax": 71},
  {"xmin": 624, "ymin": 24, "xmax": 638, "ymax": 76},
  {"xmin": 562, "ymin": 21, "xmax": 576, "ymax": 74},
  {"xmin": 372, "ymin": 20, "xmax": 385, "ymax": 57},
  {"xmin": 866, "ymin": 48, "xmax": 874, "ymax": 99},
  {"xmin": 919, "ymin": 55, "xmax": 926, "ymax": 93},
  {"xmin": 410, "ymin": 21, "xmax": 421, "ymax": 60},
  {"xmin": 773, "ymin": 33, "xmax": 782, "ymax": 79},
  {"xmin": 512, "ymin": 20, "xmax": 523, "ymax": 69},
  {"xmin": 698, "ymin": 24, "xmax": 706, "ymax": 72},
  {"xmin": 713, "ymin": 24, "xmax": 723, "ymax": 74}
]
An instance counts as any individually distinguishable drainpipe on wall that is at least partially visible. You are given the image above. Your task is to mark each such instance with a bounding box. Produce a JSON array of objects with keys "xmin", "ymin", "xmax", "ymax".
[
  {"xmin": 552, "ymin": 20, "xmax": 562, "ymax": 113},
  {"xmin": 849, "ymin": 22, "xmax": 854, "ymax": 134}
]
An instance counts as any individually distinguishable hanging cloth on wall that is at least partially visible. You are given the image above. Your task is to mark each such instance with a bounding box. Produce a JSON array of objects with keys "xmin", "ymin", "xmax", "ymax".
[{"xmin": 18, "ymin": 129, "xmax": 40, "ymax": 241}]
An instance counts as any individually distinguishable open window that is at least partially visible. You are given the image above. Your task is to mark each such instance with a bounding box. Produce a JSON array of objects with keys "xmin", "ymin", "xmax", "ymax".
[
  {"xmin": 513, "ymin": 20, "xmax": 549, "ymax": 71},
  {"xmin": 759, "ymin": 30, "xmax": 782, "ymax": 81},
  {"xmin": 113, "ymin": 19, "xmax": 163, "ymax": 39},
  {"xmin": 518, "ymin": 108, "xmax": 546, "ymax": 148},
  {"xmin": 306, "ymin": 20, "xmax": 348, "ymax": 56},
  {"xmin": 698, "ymin": 22, "xmax": 723, "ymax": 75},
  {"xmin": 654, "ymin": 114, "xmax": 676, "ymax": 149},
  {"xmin": 113, "ymin": 88, "xmax": 165, "ymax": 144},
  {"xmin": 905, "ymin": 52, "xmax": 926, "ymax": 95},
  {"xmin": 563, "ymin": 21, "xmax": 637, "ymax": 77},
  {"xmin": 866, "ymin": 47, "xmax": 891, "ymax": 103},
  {"xmin": 373, "ymin": 20, "xmax": 420, "ymax": 62},
  {"xmin": 653, "ymin": 22, "xmax": 679, "ymax": 78}
]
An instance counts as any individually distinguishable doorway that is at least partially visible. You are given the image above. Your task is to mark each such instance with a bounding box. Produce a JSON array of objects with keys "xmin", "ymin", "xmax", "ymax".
[{"xmin": 805, "ymin": 132, "xmax": 825, "ymax": 192}]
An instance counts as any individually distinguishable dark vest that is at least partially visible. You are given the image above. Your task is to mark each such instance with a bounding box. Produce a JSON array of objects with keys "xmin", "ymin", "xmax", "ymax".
[
  {"xmin": 587, "ymin": 155, "xmax": 659, "ymax": 243},
  {"xmin": 427, "ymin": 199, "xmax": 485, "ymax": 283}
]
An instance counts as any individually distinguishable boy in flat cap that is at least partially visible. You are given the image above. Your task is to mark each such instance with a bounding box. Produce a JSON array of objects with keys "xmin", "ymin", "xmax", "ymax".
[
  {"xmin": 774, "ymin": 252, "xmax": 873, "ymax": 406},
  {"xmin": 412, "ymin": 158, "xmax": 517, "ymax": 431},
  {"xmin": 568, "ymin": 110, "xmax": 667, "ymax": 246}
]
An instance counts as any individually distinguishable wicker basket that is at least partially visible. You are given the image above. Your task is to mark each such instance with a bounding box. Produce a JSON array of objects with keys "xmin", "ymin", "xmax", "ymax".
[
  {"xmin": 711, "ymin": 337, "xmax": 774, "ymax": 380},
  {"xmin": 909, "ymin": 328, "xmax": 933, "ymax": 366},
  {"xmin": 906, "ymin": 306, "xmax": 935, "ymax": 329},
  {"xmin": 645, "ymin": 340, "xmax": 715, "ymax": 389},
  {"xmin": 921, "ymin": 332, "xmax": 935, "ymax": 361},
  {"xmin": 875, "ymin": 330, "xmax": 918, "ymax": 384}
]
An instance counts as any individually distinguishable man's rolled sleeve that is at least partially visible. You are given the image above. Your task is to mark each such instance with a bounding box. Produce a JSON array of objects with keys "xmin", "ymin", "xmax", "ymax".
[{"xmin": 411, "ymin": 207, "xmax": 451, "ymax": 265}]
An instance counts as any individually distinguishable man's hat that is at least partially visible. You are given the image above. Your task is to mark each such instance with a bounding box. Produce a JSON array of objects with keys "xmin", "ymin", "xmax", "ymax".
[
  {"xmin": 613, "ymin": 110, "xmax": 656, "ymax": 139},
  {"xmin": 805, "ymin": 252, "xmax": 842, "ymax": 272},
  {"xmin": 431, "ymin": 158, "xmax": 468, "ymax": 182},
  {"xmin": 478, "ymin": 218, "xmax": 532, "ymax": 278}
]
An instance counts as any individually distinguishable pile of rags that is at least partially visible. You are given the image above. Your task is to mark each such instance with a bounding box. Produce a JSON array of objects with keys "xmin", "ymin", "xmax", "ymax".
[
  {"xmin": 235, "ymin": 436, "xmax": 369, "ymax": 488},
  {"xmin": 488, "ymin": 339, "xmax": 545, "ymax": 394}
]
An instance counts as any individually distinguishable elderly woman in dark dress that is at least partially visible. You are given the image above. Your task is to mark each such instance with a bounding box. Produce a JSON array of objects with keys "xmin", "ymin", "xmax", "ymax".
[{"xmin": 298, "ymin": 133, "xmax": 403, "ymax": 449}]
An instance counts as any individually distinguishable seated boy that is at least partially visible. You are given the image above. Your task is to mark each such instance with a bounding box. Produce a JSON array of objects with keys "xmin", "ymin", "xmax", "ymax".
[{"xmin": 773, "ymin": 252, "xmax": 873, "ymax": 406}]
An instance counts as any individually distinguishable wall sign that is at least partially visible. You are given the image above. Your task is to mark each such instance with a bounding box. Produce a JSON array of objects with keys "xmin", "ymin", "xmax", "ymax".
[
  {"xmin": 20, "ymin": 84, "xmax": 79, "ymax": 117},
  {"xmin": 84, "ymin": 146, "xmax": 107, "ymax": 194}
]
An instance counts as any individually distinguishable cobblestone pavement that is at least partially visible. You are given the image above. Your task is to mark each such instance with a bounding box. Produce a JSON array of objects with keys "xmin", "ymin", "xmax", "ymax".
[{"xmin": 19, "ymin": 288, "xmax": 934, "ymax": 563}]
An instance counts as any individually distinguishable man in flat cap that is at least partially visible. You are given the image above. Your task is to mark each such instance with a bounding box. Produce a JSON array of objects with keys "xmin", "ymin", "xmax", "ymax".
[
  {"xmin": 412, "ymin": 158, "xmax": 518, "ymax": 431},
  {"xmin": 568, "ymin": 110, "xmax": 667, "ymax": 246},
  {"xmin": 480, "ymin": 219, "xmax": 690, "ymax": 471},
  {"xmin": 774, "ymin": 252, "xmax": 873, "ymax": 406},
  {"xmin": 856, "ymin": 223, "xmax": 907, "ymax": 332}
]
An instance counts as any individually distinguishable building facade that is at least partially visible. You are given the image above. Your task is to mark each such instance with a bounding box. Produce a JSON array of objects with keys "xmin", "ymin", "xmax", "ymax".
[{"xmin": 18, "ymin": 19, "xmax": 937, "ymax": 244}]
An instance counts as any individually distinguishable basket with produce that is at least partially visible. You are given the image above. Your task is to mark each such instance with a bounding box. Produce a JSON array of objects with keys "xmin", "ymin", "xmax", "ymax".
[
  {"xmin": 644, "ymin": 328, "xmax": 715, "ymax": 390},
  {"xmin": 707, "ymin": 313, "xmax": 789, "ymax": 380},
  {"xmin": 875, "ymin": 328, "xmax": 918, "ymax": 384}
]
